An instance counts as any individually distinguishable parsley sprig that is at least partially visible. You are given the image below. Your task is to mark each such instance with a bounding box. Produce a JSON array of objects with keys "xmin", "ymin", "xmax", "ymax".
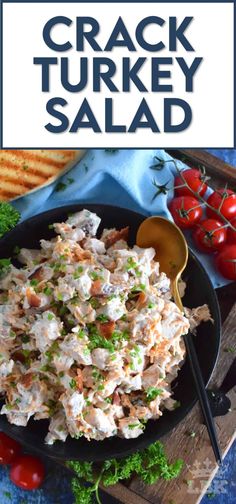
[
  {"xmin": 0, "ymin": 202, "xmax": 20, "ymax": 238},
  {"xmin": 68, "ymin": 441, "xmax": 183, "ymax": 504}
]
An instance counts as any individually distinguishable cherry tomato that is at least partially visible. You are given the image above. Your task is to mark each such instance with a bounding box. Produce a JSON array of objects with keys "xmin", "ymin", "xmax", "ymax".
[
  {"xmin": 0, "ymin": 432, "xmax": 21, "ymax": 465},
  {"xmin": 174, "ymin": 169, "xmax": 208, "ymax": 197},
  {"xmin": 169, "ymin": 196, "xmax": 203, "ymax": 229},
  {"xmin": 206, "ymin": 189, "xmax": 236, "ymax": 220},
  {"xmin": 227, "ymin": 217, "xmax": 236, "ymax": 244},
  {"xmin": 193, "ymin": 219, "xmax": 227, "ymax": 253},
  {"xmin": 215, "ymin": 245, "xmax": 236, "ymax": 280},
  {"xmin": 10, "ymin": 455, "xmax": 45, "ymax": 490}
]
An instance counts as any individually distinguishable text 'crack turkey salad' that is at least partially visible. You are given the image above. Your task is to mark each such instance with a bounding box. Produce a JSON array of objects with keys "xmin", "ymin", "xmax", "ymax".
[{"xmin": 0, "ymin": 210, "xmax": 211, "ymax": 444}]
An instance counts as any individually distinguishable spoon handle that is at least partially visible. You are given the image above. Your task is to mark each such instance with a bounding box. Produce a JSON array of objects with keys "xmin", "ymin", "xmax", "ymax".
[
  {"xmin": 183, "ymin": 332, "xmax": 222, "ymax": 466},
  {"xmin": 172, "ymin": 277, "xmax": 183, "ymax": 312}
]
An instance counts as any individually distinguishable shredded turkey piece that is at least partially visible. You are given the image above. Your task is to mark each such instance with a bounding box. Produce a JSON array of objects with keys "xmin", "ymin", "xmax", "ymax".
[
  {"xmin": 184, "ymin": 305, "xmax": 213, "ymax": 331},
  {"xmin": 0, "ymin": 210, "xmax": 210, "ymax": 444}
]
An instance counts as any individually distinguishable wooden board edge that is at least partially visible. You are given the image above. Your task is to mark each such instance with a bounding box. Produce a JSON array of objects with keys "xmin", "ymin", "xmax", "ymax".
[{"xmin": 167, "ymin": 149, "xmax": 236, "ymax": 183}]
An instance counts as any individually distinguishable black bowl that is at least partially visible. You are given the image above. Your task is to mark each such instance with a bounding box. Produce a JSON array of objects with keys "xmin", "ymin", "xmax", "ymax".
[{"xmin": 0, "ymin": 204, "xmax": 221, "ymax": 461}]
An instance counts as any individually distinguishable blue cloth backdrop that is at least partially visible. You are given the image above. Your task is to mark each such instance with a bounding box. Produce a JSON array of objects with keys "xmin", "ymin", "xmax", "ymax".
[{"xmin": 12, "ymin": 149, "xmax": 231, "ymax": 288}]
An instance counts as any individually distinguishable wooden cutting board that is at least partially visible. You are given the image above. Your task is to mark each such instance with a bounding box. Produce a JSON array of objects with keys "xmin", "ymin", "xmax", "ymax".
[{"xmin": 103, "ymin": 303, "xmax": 236, "ymax": 504}]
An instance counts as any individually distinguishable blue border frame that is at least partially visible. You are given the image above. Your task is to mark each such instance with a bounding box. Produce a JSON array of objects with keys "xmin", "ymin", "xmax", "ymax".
[{"xmin": 0, "ymin": 0, "xmax": 235, "ymax": 149}]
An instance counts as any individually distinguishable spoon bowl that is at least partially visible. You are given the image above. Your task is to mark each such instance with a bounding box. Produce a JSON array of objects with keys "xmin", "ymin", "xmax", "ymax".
[{"xmin": 136, "ymin": 216, "xmax": 188, "ymax": 310}]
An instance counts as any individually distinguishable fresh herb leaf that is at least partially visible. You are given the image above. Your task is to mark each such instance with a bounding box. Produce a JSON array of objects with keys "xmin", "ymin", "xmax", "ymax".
[
  {"xmin": 21, "ymin": 334, "xmax": 30, "ymax": 343},
  {"xmin": 13, "ymin": 245, "xmax": 21, "ymax": 255},
  {"xmin": 96, "ymin": 314, "xmax": 109, "ymax": 323},
  {"xmin": 224, "ymin": 346, "xmax": 236, "ymax": 354},
  {"xmin": 55, "ymin": 182, "xmax": 67, "ymax": 192},
  {"xmin": 128, "ymin": 423, "xmax": 140, "ymax": 430},
  {"xmin": 68, "ymin": 440, "xmax": 183, "ymax": 504},
  {"xmin": 43, "ymin": 286, "xmax": 53, "ymax": 296},
  {"xmin": 89, "ymin": 297, "xmax": 100, "ymax": 309},
  {"xmin": 30, "ymin": 279, "xmax": 39, "ymax": 287},
  {"xmin": 69, "ymin": 461, "xmax": 94, "ymax": 482},
  {"xmin": 187, "ymin": 430, "xmax": 196, "ymax": 438},
  {"xmin": 88, "ymin": 325, "xmax": 114, "ymax": 353},
  {"xmin": 173, "ymin": 400, "xmax": 181, "ymax": 409},
  {"xmin": 146, "ymin": 387, "xmax": 163, "ymax": 402},
  {"xmin": 0, "ymin": 258, "xmax": 11, "ymax": 277},
  {"xmin": 3, "ymin": 491, "xmax": 12, "ymax": 499},
  {"xmin": 55, "ymin": 177, "xmax": 74, "ymax": 192},
  {"xmin": 0, "ymin": 202, "xmax": 20, "ymax": 238},
  {"xmin": 69, "ymin": 379, "xmax": 77, "ymax": 389},
  {"xmin": 105, "ymin": 397, "xmax": 112, "ymax": 404},
  {"xmin": 90, "ymin": 271, "xmax": 101, "ymax": 281}
]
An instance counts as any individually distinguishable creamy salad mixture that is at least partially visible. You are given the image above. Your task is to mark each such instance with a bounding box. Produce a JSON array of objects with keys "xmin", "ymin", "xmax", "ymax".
[{"xmin": 0, "ymin": 209, "xmax": 203, "ymax": 444}]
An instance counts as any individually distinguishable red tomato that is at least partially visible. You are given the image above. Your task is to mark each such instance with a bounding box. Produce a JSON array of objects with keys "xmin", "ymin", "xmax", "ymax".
[
  {"xmin": 0, "ymin": 432, "xmax": 21, "ymax": 465},
  {"xmin": 10, "ymin": 455, "xmax": 45, "ymax": 490},
  {"xmin": 174, "ymin": 169, "xmax": 208, "ymax": 197},
  {"xmin": 227, "ymin": 217, "xmax": 236, "ymax": 244},
  {"xmin": 215, "ymin": 245, "xmax": 236, "ymax": 280},
  {"xmin": 193, "ymin": 219, "xmax": 227, "ymax": 253},
  {"xmin": 169, "ymin": 196, "xmax": 203, "ymax": 229},
  {"xmin": 206, "ymin": 189, "xmax": 236, "ymax": 220}
]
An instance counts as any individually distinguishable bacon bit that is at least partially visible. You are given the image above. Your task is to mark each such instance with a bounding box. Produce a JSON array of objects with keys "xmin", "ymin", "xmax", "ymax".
[
  {"xmin": 98, "ymin": 320, "xmax": 115, "ymax": 339},
  {"xmin": 136, "ymin": 291, "xmax": 147, "ymax": 309},
  {"xmin": 90, "ymin": 279, "xmax": 102, "ymax": 296},
  {"xmin": 75, "ymin": 369, "xmax": 83, "ymax": 393},
  {"xmin": 104, "ymin": 227, "xmax": 129, "ymax": 249},
  {"xmin": 21, "ymin": 373, "xmax": 34, "ymax": 388},
  {"xmin": 73, "ymin": 246, "xmax": 91, "ymax": 261},
  {"xmin": 16, "ymin": 273, "xmax": 27, "ymax": 281},
  {"xmin": 124, "ymin": 363, "xmax": 131, "ymax": 376},
  {"xmin": 112, "ymin": 390, "xmax": 120, "ymax": 406},
  {"xmin": 6, "ymin": 389, "xmax": 15, "ymax": 404},
  {"xmin": 12, "ymin": 351, "xmax": 25, "ymax": 364},
  {"xmin": 28, "ymin": 266, "xmax": 43, "ymax": 281},
  {"xmin": 26, "ymin": 288, "xmax": 41, "ymax": 307},
  {"xmin": 79, "ymin": 238, "xmax": 87, "ymax": 248},
  {"xmin": 149, "ymin": 345, "xmax": 158, "ymax": 363},
  {"xmin": 156, "ymin": 341, "xmax": 169, "ymax": 352},
  {"xmin": 121, "ymin": 394, "xmax": 135, "ymax": 415}
]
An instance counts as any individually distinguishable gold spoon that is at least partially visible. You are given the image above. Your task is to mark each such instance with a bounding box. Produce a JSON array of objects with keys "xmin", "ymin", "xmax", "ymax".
[
  {"xmin": 136, "ymin": 216, "xmax": 222, "ymax": 465},
  {"xmin": 136, "ymin": 216, "xmax": 188, "ymax": 311}
]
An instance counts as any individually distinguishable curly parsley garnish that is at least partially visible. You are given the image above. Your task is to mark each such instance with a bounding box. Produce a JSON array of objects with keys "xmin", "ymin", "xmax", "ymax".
[
  {"xmin": 68, "ymin": 440, "xmax": 183, "ymax": 504},
  {"xmin": 0, "ymin": 202, "xmax": 20, "ymax": 238}
]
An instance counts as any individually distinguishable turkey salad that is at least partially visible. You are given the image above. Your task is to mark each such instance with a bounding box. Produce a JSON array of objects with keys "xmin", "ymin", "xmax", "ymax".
[{"xmin": 0, "ymin": 209, "xmax": 191, "ymax": 444}]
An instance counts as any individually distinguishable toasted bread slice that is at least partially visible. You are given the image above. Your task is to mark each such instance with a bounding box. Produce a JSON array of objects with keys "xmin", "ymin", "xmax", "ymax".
[{"xmin": 0, "ymin": 150, "xmax": 85, "ymax": 201}]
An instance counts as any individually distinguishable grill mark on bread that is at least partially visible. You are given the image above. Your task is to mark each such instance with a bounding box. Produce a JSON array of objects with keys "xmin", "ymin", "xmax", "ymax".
[
  {"xmin": 0, "ymin": 174, "xmax": 39, "ymax": 189},
  {"xmin": 2, "ymin": 150, "xmax": 75, "ymax": 169},
  {"xmin": 0, "ymin": 161, "xmax": 51, "ymax": 181},
  {"xmin": 0, "ymin": 189, "xmax": 20, "ymax": 200},
  {"xmin": 0, "ymin": 149, "xmax": 81, "ymax": 201}
]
